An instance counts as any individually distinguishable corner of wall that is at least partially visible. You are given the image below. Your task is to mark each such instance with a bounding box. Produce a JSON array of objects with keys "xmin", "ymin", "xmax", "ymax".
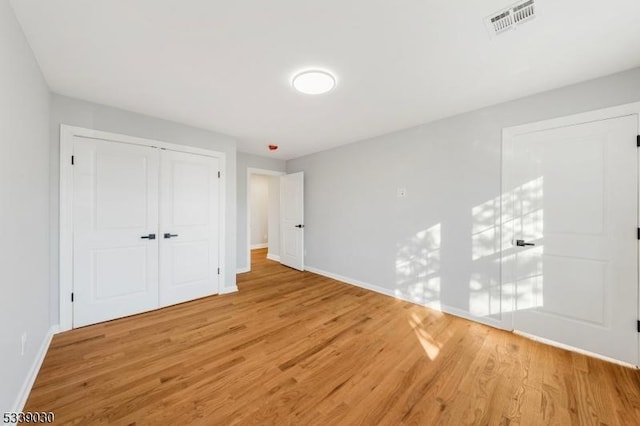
[{"xmin": 11, "ymin": 326, "xmax": 59, "ymax": 413}]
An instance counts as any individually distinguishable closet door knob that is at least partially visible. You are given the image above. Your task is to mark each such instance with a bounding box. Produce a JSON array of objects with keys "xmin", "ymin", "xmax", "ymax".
[
  {"xmin": 164, "ymin": 233, "xmax": 179, "ymax": 239},
  {"xmin": 140, "ymin": 234, "xmax": 156, "ymax": 240}
]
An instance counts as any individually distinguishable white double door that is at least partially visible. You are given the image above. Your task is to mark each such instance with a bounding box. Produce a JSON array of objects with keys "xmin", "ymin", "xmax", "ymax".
[
  {"xmin": 73, "ymin": 137, "xmax": 220, "ymax": 327},
  {"xmin": 503, "ymin": 115, "xmax": 638, "ymax": 365}
]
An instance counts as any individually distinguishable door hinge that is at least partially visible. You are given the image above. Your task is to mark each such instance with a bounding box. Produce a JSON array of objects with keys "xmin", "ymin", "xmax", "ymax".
[
  {"xmin": 637, "ymin": 228, "xmax": 640, "ymax": 240},
  {"xmin": 218, "ymin": 171, "xmax": 221, "ymax": 178},
  {"xmin": 71, "ymin": 155, "xmax": 75, "ymax": 165},
  {"xmin": 637, "ymin": 135, "xmax": 640, "ymax": 147},
  {"xmin": 217, "ymin": 267, "xmax": 220, "ymax": 275},
  {"xmin": 637, "ymin": 320, "xmax": 640, "ymax": 333},
  {"xmin": 71, "ymin": 292, "xmax": 74, "ymax": 302}
]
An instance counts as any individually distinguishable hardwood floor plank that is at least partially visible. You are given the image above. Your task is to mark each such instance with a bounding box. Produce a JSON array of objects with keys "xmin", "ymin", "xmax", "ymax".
[{"xmin": 23, "ymin": 248, "xmax": 640, "ymax": 425}]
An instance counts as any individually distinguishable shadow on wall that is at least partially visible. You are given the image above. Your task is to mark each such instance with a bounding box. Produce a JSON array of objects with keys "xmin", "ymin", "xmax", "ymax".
[
  {"xmin": 395, "ymin": 223, "xmax": 442, "ymax": 311},
  {"xmin": 502, "ymin": 176, "xmax": 544, "ymax": 315},
  {"xmin": 394, "ymin": 176, "xmax": 544, "ymax": 322}
]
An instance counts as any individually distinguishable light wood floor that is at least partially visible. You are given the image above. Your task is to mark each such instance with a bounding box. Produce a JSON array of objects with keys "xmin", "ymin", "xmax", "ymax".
[{"xmin": 25, "ymin": 249, "xmax": 640, "ymax": 425}]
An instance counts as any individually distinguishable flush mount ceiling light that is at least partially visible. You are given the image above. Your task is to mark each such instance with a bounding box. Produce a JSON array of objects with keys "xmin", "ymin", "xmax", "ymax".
[{"xmin": 292, "ymin": 70, "xmax": 336, "ymax": 95}]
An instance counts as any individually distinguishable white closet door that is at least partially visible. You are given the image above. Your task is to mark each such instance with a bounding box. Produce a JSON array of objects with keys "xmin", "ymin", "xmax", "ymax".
[
  {"xmin": 159, "ymin": 150, "xmax": 220, "ymax": 307},
  {"xmin": 503, "ymin": 115, "xmax": 638, "ymax": 365},
  {"xmin": 73, "ymin": 138, "xmax": 159, "ymax": 328}
]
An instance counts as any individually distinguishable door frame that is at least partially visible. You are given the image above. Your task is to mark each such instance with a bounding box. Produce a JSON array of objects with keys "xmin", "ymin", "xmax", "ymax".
[
  {"xmin": 243, "ymin": 168, "xmax": 285, "ymax": 273},
  {"xmin": 59, "ymin": 125, "xmax": 227, "ymax": 331},
  {"xmin": 501, "ymin": 101, "xmax": 640, "ymax": 365}
]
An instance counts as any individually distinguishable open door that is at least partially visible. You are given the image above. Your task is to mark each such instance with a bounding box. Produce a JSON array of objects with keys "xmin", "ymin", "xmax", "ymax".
[{"xmin": 280, "ymin": 172, "xmax": 304, "ymax": 270}]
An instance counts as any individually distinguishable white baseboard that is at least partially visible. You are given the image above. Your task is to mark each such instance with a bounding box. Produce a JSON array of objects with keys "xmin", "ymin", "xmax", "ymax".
[
  {"xmin": 12, "ymin": 325, "xmax": 59, "ymax": 413},
  {"xmin": 304, "ymin": 265, "xmax": 507, "ymax": 330},
  {"xmin": 513, "ymin": 330, "xmax": 638, "ymax": 369},
  {"xmin": 266, "ymin": 253, "xmax": 280, "ymax": 262},
  {"xmin": 220, "ymin": 286, "xmax": 239, "ymax": 294},
  {"xmin": 251, "ymin": 243, "xmax": 268, "ymax": 249},
  {"xmin": 305, "ymin": 265, "xmax": 394, "ymax": 296},
  {"xmin": 307, "ymin": 264, "xmax": 638, "ymax": 367},
  {"xmin": 236, "ymin": 267, "xmax": 250, "ymax": 274}
]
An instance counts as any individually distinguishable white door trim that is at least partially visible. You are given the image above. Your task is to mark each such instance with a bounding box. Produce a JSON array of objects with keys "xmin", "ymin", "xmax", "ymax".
[
  {"xmin": 503, "ymin": 102, "xmax": 640, "ymax": 139},
  {"xmin": 243, "ymin": 168, "xmax": 285, "ymax": 273},
  {"xmin": 501, "ymin": 101, "xmax": 640, "ymax": 350},
  {"xmin": 59, "ymin": 124, "xmax": 227, "ymax": 331}
]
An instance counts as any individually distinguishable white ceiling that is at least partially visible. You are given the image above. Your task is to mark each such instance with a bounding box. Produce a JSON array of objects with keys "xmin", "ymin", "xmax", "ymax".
[{"xmin": 10, "ymin": 0, "xmax": 640, "ymax": 160}]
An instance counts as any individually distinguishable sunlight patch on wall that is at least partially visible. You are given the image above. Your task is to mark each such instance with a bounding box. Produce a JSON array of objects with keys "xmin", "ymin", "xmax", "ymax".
[
  {"xmin": 501, "ymin": 176, "xmax": 545, "ymax": 313},
  {"xmin": 395, "ymin": 224, "xmax": 442, "ymax": 310},
  {"xmin": 472, "ymin": 198, "xmax": 500, "ymax": 261},
  {"xmin": 469, "ymin": 268, "xmax": 502, "ymax": 317},
  {"xmin": 470, "ymin": 195, "xmax": 503, "ymax": 318}
]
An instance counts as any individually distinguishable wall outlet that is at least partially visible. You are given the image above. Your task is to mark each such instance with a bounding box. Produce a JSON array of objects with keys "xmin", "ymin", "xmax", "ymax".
[{"xmin": 21, "ymin": 332, "xmax": 27, "ymax": 356}]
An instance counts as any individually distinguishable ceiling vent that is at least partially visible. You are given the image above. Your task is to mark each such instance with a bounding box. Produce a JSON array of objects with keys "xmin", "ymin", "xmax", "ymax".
[{"xmin": 486, "ymin": 0, "xmax": 536, "ymax": 36}]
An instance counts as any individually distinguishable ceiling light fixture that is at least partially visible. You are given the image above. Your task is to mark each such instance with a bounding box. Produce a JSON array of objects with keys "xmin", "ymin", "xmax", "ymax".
[{"xmin": 292, "ymin": 70, "xmax": 336, "ymax": 95}]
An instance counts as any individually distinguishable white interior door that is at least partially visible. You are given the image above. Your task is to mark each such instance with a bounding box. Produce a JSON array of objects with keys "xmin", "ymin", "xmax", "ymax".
[
  {"xmin": 159, "ymin": 150, "xmax": 220, "ymax": 307},
  {"xmin": 73, "ymin": 138, "xmax": 159, "ymax": 327},
  {"xmin": 503, "ymin": 115, "xmax": 638, "ymax": 365},
  {"xmin": 280, "ymin": 172, "xmax": 304, "ymax": 270}
]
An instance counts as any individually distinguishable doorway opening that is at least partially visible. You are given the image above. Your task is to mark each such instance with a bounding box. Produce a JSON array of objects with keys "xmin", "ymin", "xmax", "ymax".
[{"xmin": 246, "ymin": 168, "xmax": 285, "ymax": 272}]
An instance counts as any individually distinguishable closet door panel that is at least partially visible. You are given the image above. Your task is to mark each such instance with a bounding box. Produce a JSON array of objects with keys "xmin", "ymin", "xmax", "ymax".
[
  {"xmin": 159, "ymin": 150, "xmax": 220, "ymax": 306},
  {"xmin": 73, "ymin": 138, "xmax": 159, "ymax": 327}
]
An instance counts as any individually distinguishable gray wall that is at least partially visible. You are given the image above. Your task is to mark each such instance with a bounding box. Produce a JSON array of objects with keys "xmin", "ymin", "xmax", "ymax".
[
  {"xmin": 287, "ymin": 67, "xmax": 640, "ymax": 329},
  {"xmin": 50, "ymin": 94, "xmax": 238, "ymax": 323},
  {"xmin": 0, "ymin": 2, "xmax": 51, "ymax": 411},
  {"xmin": 236, "ymin": 152, "xmax": 286, "ymax": 271}
]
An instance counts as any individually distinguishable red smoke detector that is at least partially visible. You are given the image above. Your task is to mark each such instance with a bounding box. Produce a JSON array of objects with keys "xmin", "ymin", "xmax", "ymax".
[{"xmin": 268, "ymin": 144, "xmax": 278, "ymax": 151}]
